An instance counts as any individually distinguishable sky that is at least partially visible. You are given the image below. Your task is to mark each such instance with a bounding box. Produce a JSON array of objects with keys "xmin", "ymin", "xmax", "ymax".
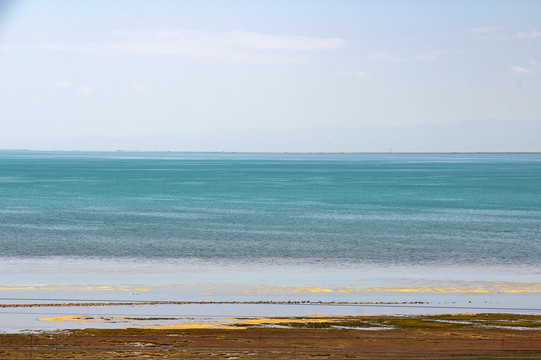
[{"xmin": 0, "ymin": 0, "xmax": 540, "ymax": 149}]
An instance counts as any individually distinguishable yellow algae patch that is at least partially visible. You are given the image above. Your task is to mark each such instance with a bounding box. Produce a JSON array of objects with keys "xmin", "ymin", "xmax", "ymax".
[
  {"xmin": 113, "ymin": 317, "xmax": 156, "ymax": 322},
  {"xmin": 197, "ymin": 281, "xmax": 541, "ymax": 295},
  {"xmin": 365, "ymin": 287, "xmax": 486, "ymax": 293},
  {"xmin": 292, "ymin": 287, "xmax": 334, "ymax": 293},
  {"xmin": 233, "ymin": 317, "xmax": 329, "ymax": 326},
  {"xmin": 216, "ymin": 281, "xmax": 541, "ymax": 295},
  {"xmin": 365, "ymin": 281, "xmax": 541, "ymax": 294},
  {"xmin": 144, "ymin": 317, "xmax": 333, "ymax": 330},
  {"xmin": 3, "ymin": 280, "xmax": 541, "ymax": 296},
  {"xmin": 0, "ymin": 285, "xmax": 150, "ymax": 292},
  {"xmin": 222, "ymin": 285, "xmax": 358, "ymax": 295},
  {"xmin": 39, "ymin": 315, "xmax": 153, "ymax": 323},
  {"xmin": 114, "ymin": 317, "xmax": 134, "ymax": 322},
  {"xmin": 144, "ymin": 323, "xmax": 244, "ymax": 330},
  {"xmin": 38, "ymin": 315, "xmax": 107, "ymax": 322},
  {"xmin": 0, "ymin": 286, "xmax": 39, "ymax": 291},
  {"xmin": 279, "ymin": 286, "xmax": 357, "ymax": 294}
]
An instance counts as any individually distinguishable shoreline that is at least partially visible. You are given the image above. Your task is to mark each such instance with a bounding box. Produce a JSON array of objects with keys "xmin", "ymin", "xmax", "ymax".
[
  {"xmin": 2, "ymin": 261, "xmax": 540, "ymax": 331},
  {"xmin": 1, "ymin": 300, "xmax": 428, "ymax": 308},
  {"xmin": 2, "ymin": 149, "xmax": 541, "ymax": 154},
  {"xmin": 2, "ymin": 300, "xmax": 540, "ymax": 313},
  {"xmin": 2, "ymin": 314, "xmax": 541, "ymax": 358},
  {"xmin": 3, "ymin": 312, "xmax": 541, "ymax": 333},
  {"xmin": 2, "ymin": 300, "xmax": 541, "ymax": 333},
  {"xmin": 15, "ymin": 313, "xmax": 541, "ymax": 331}
]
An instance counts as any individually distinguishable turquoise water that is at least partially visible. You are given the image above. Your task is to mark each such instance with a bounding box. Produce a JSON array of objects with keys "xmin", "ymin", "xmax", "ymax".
[{"xmin": 1, "ymin": 151, "xmax": 540, "ymax": 266}]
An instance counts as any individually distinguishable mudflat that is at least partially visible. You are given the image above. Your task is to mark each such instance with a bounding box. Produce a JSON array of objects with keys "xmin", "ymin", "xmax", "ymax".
[{"xmin": 1, "ymin": 314, "xmax": 541, "ymax": 359}]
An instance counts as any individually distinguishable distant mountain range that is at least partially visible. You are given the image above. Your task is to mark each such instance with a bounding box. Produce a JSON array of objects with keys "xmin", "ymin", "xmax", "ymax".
[{"xmin": 2, "ymin": 119, "xmax": 541, "ymax": 152}]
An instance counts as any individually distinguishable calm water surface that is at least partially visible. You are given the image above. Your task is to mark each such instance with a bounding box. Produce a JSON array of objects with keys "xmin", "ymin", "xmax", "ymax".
[{"xmin": 1, "ymin": 151, "xmax": 540, "ymax": 267}]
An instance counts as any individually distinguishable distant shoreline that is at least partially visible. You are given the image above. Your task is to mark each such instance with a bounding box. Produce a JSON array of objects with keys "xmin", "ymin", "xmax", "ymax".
[
  {"xmin": 1, "ymin": 300, "xmax": 427, "ymax": 308},
  {"xmin": 1, "ymin": 149, "xmax": 541, "ymax": 155}
]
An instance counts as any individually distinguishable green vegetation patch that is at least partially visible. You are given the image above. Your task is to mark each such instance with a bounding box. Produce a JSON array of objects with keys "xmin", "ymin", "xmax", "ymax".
[
  {"xmin": 270, "ymin": 320, "xmax": 383, "ymax": 330},
  {"xmin": 380, "ymin": 317, "xmax": 462, "ymax": 329},
  {"xmin": 476, "ymin": 320, "xmax": 541, "ymax": 328},
  {"xmin": 52, "ymin": 314, "xmax": 541, "ymax": 333},
  {"xmin": 431, "ymin": 313, "xmax": 541, "ymax": 322}
]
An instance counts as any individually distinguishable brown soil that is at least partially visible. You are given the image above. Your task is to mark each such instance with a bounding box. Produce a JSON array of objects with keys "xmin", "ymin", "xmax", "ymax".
[{"xmin": 1, "ymin": 314, "xmax": 541, "ymax": 359}]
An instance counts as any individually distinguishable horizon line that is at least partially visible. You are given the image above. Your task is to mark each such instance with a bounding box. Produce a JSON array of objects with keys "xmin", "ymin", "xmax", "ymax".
[{"xmin": 1, "ymin": 149, "xmax": 541, "ymax": 155}]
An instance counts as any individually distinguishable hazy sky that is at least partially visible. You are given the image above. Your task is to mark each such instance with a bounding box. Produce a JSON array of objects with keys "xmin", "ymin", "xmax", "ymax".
[{"xmin": 1, "ymin": 0, "xmax": 540, "ymax": 140}]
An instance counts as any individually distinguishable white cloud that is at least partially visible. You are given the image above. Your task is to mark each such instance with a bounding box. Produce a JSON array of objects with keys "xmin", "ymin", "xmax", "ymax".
[
  {"xmin": 515, "ymin": 30, "xmax": 541, "ymax": 39},
  {"xmin": 464, "ymin": 26, "xmax": 501, "ymax": 34},
  {"xmin": 439, "ymin": 26, "xmax": 500, "ymax": 39},
  {"xmin": 369, "ymin": 49, "xmax": 458, "ymax": 62},
  {"xmin": 336, "ymin": 71, "xmax": 369, "ymax": 80},
  {"xmin": 128, "ymin": 82, "xmax": 149, "ymax": 93},
  {"xmin": 55, "ymin": 80, "xmax": 94, "ymax": 98},
  {"xmin": 31, "ymin": 29, "xmax": 346, "ymax": 64},
  {"xmin": 368, "ymin": 53, "xmax": 403, "ymax": 62},
  {"xmin": 412, "ymin": 49, "xmax": 460, "ymax": 61},
  {"xmin": 30, "ymin": 97, "xmax": 47, "ymax": 105},
  {"xmin": 480, "ymin": 29, "xmax": 541, "ymax": 41},
  {"xmin": 510, "ymin": 66, "xmax": 534, "ymax": 75},
  {"xmin": 56, "ymin": 80, "xmax": 74, "ymax": 89},
  {"xmin": 76, "ymin": 86, "xmax": 95, "ymax": 98},
  {"xmin": 221, "ymin": 30, "xmax": 345, "ymax": 50}
]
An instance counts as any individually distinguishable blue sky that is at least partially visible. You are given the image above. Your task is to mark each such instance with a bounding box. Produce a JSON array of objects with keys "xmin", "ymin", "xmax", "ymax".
[{"xmin": 0, "ymin": 0, "xmax": 540, "ymax": 145}]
